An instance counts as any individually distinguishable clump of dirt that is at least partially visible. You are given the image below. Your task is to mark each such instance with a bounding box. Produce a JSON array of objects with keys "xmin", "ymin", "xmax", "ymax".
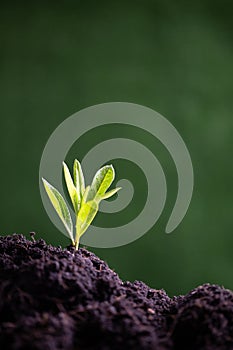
[
  {"xmin": 0, "ymin": 234, "xmax": 233, "ymax": 350},
  {"xmin": 171, "ymin": 284, "xmax": 233, "ymax": 350}
]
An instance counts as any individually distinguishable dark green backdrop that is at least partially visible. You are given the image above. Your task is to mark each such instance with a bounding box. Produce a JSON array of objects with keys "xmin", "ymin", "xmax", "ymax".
[{"xmin": 1, "ymin": 0, "xmax": 233, "ymax": 296}]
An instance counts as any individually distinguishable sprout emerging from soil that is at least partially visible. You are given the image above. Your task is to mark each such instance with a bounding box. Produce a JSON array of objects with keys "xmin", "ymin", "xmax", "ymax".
[{"xmin": 42, "ymin": 160, "xmax": 121, "ymax": 249}]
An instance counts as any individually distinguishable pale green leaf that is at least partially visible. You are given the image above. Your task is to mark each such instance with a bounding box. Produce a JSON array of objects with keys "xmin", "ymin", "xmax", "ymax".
[
  {"xmin": 73, "ymin": 159, "xmax": 85, "ymax": 198},
  {"xmin": 99, "ymin": 187, "xmax": 121, "ymax": 200},
  {"xmin": 87, "ymin": 165, "xmax": 115, "ymax": 201},
  {"xmin": 42, "ymin": 178, "xmax": 74, "ymax": 243},
  {"xmin": 81, "ymin": 185, "xmax": 90, "ymax": 205},
  {"xmin": 63, "ymin": 162, "xmax": 79, "ymax": 213},
  {"xmin": 76, "ymin": 200, "xmax": 98, "ymax": 238}
]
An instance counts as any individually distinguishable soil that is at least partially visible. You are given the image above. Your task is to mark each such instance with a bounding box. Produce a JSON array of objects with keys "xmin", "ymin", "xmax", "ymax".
[{"xmin": 0, "ymin": 234, "xmax": 233, "ymax": 350}]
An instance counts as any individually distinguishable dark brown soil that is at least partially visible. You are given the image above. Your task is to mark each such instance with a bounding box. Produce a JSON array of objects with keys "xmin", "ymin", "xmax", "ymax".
[{"xmin": 0, "ymin": 234, "xmax": 233, "ymax": 350}]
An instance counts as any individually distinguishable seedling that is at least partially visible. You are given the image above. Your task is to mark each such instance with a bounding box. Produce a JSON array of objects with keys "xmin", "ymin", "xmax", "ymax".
[{"xmin": 42, "ymin": 160, "xmax": 121, "ymax": 249}]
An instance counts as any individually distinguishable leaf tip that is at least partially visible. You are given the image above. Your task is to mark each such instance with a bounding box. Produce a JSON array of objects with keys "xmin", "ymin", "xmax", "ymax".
[{"xmin": 42, "ymin": 177, "xmax": 48, "ymax": 185}]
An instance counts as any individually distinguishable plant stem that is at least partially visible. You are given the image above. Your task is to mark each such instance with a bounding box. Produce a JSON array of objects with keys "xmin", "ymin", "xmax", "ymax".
[
  {"xmin": 75, "ymin": 222, "xmax": 81, "ymax": 250},
  {"xmin": 75, "ymin": 239, "xmax": 79, "ymax": 250}
]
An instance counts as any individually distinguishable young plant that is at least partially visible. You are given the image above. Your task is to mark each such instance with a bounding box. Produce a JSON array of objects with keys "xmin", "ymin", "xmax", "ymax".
[{"xmin": 42, "ymin": 160, "xmax": 121, "ymax": 249}]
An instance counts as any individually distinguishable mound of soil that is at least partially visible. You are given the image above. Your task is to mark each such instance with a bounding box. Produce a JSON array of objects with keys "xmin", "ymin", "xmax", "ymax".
[{"xmin": 0, "ymin": 234, "xmax": 233, "ymax": 350}]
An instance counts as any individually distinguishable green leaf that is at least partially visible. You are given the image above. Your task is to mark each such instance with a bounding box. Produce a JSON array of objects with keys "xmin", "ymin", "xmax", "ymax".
[
  {"xmin": 99, "ymin": 187, "xmax": 121, "ymax": 200},
  {"xmin": 76, "ymin": 200, "xmax": 98, "ymax": 238},
  {"xmin": 81, "ymin": 185, "xmax": 90, "ymax": 205},
  {"xmin": 73, "ymin": 159, "xmax": 85, "ymax": 198},
  {"xmin": 63, "ymin": 162, "xmax": 79, "ymax": 213},
  {"xmin": 87, "ymin": 165, "xmax": 115, "ymax": 201},
  {"xmin": 42, "ymin": 178, "xmax": 74, "ymax": 243}
]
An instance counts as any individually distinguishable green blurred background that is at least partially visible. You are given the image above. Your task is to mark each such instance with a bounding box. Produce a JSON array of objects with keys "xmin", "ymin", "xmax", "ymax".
[{"xmin": 1, "ymin": 0, "xmax": 233, "ymax": 296}]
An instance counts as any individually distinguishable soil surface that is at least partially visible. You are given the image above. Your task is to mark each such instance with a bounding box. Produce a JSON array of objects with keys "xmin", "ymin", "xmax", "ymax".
[{"xmin": 0, "ymin": 234, "xmax": 233, "ymax": 350}]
